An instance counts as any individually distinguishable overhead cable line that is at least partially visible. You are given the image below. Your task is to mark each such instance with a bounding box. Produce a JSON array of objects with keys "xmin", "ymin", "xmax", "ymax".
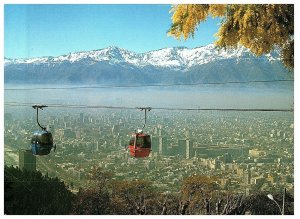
[
  {"xmin": 4, "ymin": 102, "xmax": 136, "ymax": 110},
  {"xmin": 4, "ymin": 79, "xmax": 294, "ymax": 91},
  {"xmin": 4, "ymin": 102, "xmax": 293, "ymax": 112}
]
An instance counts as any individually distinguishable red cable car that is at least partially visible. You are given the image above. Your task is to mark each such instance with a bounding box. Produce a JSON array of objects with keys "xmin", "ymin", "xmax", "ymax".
[
  {"xmin": 128, "ymin": 107, "xmax": 152, "ymax": 158},
  {"xmin": 128, "ymin": 130, "xmax": 151, "ymax": 158}
]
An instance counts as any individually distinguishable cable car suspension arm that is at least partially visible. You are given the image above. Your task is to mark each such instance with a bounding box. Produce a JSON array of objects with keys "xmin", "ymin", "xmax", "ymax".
[
  {"xmin": 32, "ymin": 105, "xmax": 48, "ymax": 130},
  {"xmin": 137, "ymin": 107, "xmax": 151, "ymax": 129}
]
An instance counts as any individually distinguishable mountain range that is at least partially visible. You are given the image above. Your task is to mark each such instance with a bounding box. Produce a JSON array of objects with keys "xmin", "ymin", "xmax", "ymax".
[{"xmin": 4, "ymin": 44, "xmax": 292, "ymax": 85}]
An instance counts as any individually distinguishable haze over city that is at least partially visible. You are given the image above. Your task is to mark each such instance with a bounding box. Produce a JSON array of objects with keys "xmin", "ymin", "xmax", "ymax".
[{"xmin": 3, "ymin": 3, "xmax": 295, "ymax": 215}]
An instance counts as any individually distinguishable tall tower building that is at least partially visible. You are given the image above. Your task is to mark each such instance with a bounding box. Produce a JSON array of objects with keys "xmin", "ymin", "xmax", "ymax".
[
  {"xmin": 186, "ymin": 140, "xmax": 194, "ymax": 159},
  {"xmin": 244, "ymin": 165, "xmax": 251, "ymax": 185},
  {"xmin": 151, "ymin": 136, "xmax": 159, "ymax": 153},
  {"xmin": 158, "ymin": 127, "xmax": 164, "ymax": 137},
  {"xmin": 19, "ymin": 150, "xmax": 36, "ymax": 171},
  {"xmin": 159, "ymin": 137, "xmax": 167, "ymax": 156},
  {"xmin": 184, "ymin": 129, "xmax": 190, "ymax": 139},
  {"xmin": 80, "ymin": 113, "xmax": 84, "ymax": 124},
  {"xmin": 96, "ymin": 141, "xmax": 99, "ymax": 151},
  {"xmin": 177, "ymin": 139, "xmax": 187, "ymax": 157},
  {"xmin": 223, "ymin": 153, "xmax": 233, "ymax": 163}
]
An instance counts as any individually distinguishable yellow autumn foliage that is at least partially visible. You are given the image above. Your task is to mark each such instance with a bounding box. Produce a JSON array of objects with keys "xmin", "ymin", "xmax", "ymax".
[{"xmin": 168, "ymin": 4, "xmax": 294, "ymax": 69}]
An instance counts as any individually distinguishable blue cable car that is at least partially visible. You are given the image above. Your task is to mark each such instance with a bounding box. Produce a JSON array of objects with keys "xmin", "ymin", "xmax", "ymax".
[
  {"xmin": 31, "ymin": 105, "xmax": 56, "ymax": 156},
  {"xmin": 31, "ymin": 130, "xmax": 54, "ymax": 155}
]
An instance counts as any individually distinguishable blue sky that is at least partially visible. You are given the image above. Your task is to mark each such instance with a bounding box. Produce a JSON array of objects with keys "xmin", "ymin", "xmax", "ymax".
[{"xmin": 4, "ymin": 4, "xmax": 221, "ymax": 59}]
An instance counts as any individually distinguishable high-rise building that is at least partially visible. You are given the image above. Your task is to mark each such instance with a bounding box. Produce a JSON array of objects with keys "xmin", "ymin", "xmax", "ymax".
[
  {"xmin": 244, "ymin": 165, "xmax": 251, "ymax": 185},
  {"xmin": 153, "ymin": 127, "xmax": 158, "ymax": 135},
  {"xmin": 177, "ymin": 139, "xmax": 187, "ymax": 157},
  {"xmin": 96, "ymin": 141, "xmax": 99, "ymax": 151},
  {"xmin": 159, "ymin": 137, "xmax": 167, "ymax": 156},
  {"xmin": 223, "ymin": 152, "xmax": 233, "ymax": 163},
  {"xmin": 84, "ymin": 115, "xmax": 90, "ymax": 123},
  {"xmin": 112, "ymin": 125, "xmax": 120, "ymax": 136},
  {"xmin": 186, "ymin": 140, "xmax": 194, "ymax": 159},
  {"xmin": 19, "ymin": 150, "xmax": 36, "ymax": 171},
  {"xmin": 80, "ymin": 113, "xmax": 84, "ymax": 124},
  {"xmin": 173, "ymin": 139, "xmax": 194, "ymax": 159},
  {"xmin": 184, "ymin": 129, "xmax": 190, "ymax": 139},
  {"xmin": 151, "ymin": 136, "xmax": 159, "ymax": 153},
  {"xmin": 158, "ymin": 127, "xmax": 164, "ymax": 137}
]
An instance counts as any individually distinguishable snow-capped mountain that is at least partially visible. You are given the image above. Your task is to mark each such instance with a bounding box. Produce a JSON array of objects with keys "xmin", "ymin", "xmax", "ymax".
[
  {"xmin": 4, "ymin": 44, "xmax": 290, "ymax": 85},
  {"xmin": 4, "ymin": 44, "xmax": 281, "ymax": 68}
]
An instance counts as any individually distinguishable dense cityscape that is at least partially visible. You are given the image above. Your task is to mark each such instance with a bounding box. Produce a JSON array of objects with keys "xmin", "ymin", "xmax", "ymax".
[
  {"xmin": 4, "ymin": 107, "xmax": 294, "ymax": 195},
  {"xmin": 3, "ymin": 3, "xmax": 294, "ymax": 215}
]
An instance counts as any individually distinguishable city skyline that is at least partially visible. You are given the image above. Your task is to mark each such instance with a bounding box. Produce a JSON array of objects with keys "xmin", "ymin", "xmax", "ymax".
[
  {"xmin": 3, "ymin": 2, "xmax": 295, "ymax": 215},
  {"xmin": 4, "ymin": 108, "xmax": 294, "ymax": 194}
]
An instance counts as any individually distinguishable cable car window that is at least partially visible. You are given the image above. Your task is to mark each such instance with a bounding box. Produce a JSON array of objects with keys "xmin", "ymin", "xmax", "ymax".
[
  {"xmin": 142, "ymin": 136, "xmax": 151, "ymax": 148},
  {"xmin": 136, "ymin": 136, "xmax": 144, "ymax": 146},
  {"xmin": 40, "ymin": 133, "xmax": 53, "ymax": 145}
]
